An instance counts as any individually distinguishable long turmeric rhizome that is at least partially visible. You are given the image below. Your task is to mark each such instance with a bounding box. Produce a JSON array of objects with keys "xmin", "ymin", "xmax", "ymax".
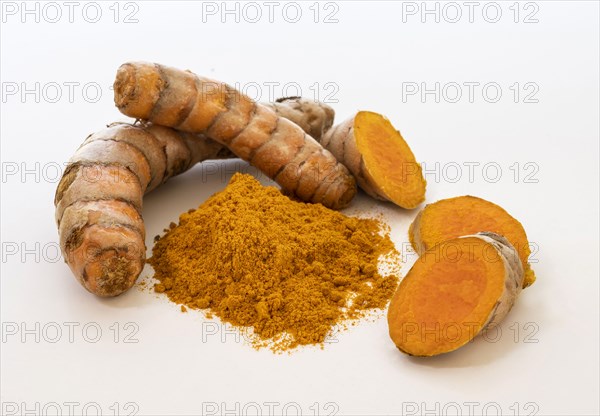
[{"xmin": 149, "ymin": 173, "xmax": 399, "ymax": 351}]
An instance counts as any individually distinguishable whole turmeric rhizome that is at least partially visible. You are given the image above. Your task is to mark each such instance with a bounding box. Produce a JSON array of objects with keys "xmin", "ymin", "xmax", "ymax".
[{"xmin": 149, "ymin": 173, "xmax": 400, "ymax": 352}]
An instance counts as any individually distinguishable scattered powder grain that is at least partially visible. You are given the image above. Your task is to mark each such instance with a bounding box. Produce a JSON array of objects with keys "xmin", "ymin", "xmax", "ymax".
[{"xmin": 149, "ymin": 173, "xmax": 399, "ymax": 351}]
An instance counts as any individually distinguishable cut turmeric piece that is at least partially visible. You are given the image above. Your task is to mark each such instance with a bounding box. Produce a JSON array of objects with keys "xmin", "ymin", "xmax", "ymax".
[
  {"xmin": 388, "ymin": 233, "xmax": 524, "ymax": 356},
  {"xmin": 409, "ymin": 196, "xmax": 535, "ymax": 288},
  {"xmin": 320, "ymin": 111, "xmax": 426, "ymax": 209}
]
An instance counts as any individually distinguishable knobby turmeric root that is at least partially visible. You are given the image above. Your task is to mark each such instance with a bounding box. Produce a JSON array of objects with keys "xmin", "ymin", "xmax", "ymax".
[
  {"xmin": 113, "ymin": 62, "xmax": 356, "ymax": 209},
  {"xmin": 266, "ymin": 96, "xmax": 334, "ymax": 141},
  {"xmin": 409, "ymin": 195, "xmax": 535, "ymax": 288},
  {"xmin": 388, "ymin": 232, "xmax": 524, "ymax": 356},
  {"xmin": 54, "ymin": 122, "xmax": 232, "ymax": 297},
  {"xmin": 320, "ymin": 111, "xmax": 426, "ymax": 209}
]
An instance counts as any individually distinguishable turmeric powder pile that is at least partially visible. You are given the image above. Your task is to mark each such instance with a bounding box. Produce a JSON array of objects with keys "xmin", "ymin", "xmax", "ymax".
[{"xmin": 149, "ymin": 173, "xmax": 399, "ymax": 351}]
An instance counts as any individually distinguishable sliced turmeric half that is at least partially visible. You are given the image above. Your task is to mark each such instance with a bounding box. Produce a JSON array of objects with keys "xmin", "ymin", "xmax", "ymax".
[
  {"xmin": 320, "ymin": 111, "xmax": 426, "ymax": 209},
  {"xmin": 388, "ymin": 233, "xmax": 524, "ymax": 356},
  {"xmin": 409, "ymin": 195, "xmax": 535, "ymax": 288}
]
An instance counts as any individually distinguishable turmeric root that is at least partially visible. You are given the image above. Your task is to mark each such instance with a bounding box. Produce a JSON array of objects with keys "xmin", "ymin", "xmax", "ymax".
[
  {"xmin": 113, "ymin": 62, "xmax": 356, "ymax": 209},
  {"xmin": 388, "ymin": 232, "xmax": 524, "ymax": 356},
  {"xmin": 266, "ymin": 96, "xmax": 334, "ymax": 141},
  {"xmin": 54, "ymin": 122, "xmax": 231, "ymax": 297},
  {"xmin": 409, "ymin": 196, "xmax": 535, "ymax": 288},
  {"xmin": 320, "ymin": 111, "xmax": 426, "ymax": 209}
]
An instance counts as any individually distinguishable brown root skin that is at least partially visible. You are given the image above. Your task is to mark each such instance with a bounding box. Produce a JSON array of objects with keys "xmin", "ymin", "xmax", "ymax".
[
  {"xmin": 388, "ymin": 232, "xmax": 524, "ymax": 357},
  {"xmin": 114, "ymin": 62, "xmax": 356, "ymax": 209},
  {"xmin": 265, "ymin": 97, "xmax": 335, "ymax": 141},
  {"xmin": 55, "ymin": 122, "xmax": 229, "ymax": 297},
  {"xmin": 320, "ymin": 111, "xmax": 426, "ymax": 209},
  {"xmin": 409, "ymin": 195, "xmax": 536, "ymax": 288}
]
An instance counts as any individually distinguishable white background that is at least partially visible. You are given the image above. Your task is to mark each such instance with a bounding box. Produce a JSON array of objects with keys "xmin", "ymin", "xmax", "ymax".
[{"xmin": 1, "ymin": 1, "xmax": 599, "ymax": 415}]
